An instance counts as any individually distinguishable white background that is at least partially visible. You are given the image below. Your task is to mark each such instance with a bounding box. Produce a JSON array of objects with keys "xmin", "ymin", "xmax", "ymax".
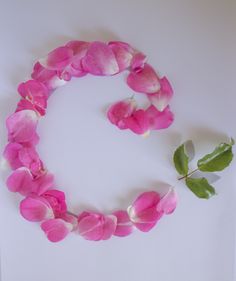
[{"xmin": 0, "ymin": 0, "xmax": 235, "ymax": 280}]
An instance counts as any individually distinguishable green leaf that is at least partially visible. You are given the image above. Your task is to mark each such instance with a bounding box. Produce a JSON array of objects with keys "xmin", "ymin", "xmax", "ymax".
[
  {"xmin": 197, "ymin": 139, "xmax": 234, "ymax": 172},
  {"xmin": 173, "ymin": 143, "xmax": 189, "ymax": 175},
  {"xmin": 185, "ymin": 177, "xmax": 216, "ymax": 199}
]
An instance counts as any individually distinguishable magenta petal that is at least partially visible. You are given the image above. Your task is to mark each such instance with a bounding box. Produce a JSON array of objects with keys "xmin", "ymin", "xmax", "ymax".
[
  {"xmin": 6, "ymin": 110, "xmax": 39, "ymax": 143},
  {"xmin": 121, "ymin": 109, "xmax": 150, "ymax": 135},
  {"xmin": 102, "ymin": 215, "xmax": 117, "ymax": 240},
  {"xmin": 33, "ymin": 173, "xmax": 54, "ymax": 195},
  {"xmin": 16, "ymin": 99, "xmax": 46, "ymax": 116},
  {"xmin": 131, "ymin": 52, "xmax": 147, "ymax": 71},
  {"xmin": 41, "ymin": 218, "xmax": 73, "ymax": 242},
  {"xmin": 77, "ymin": 212, "xmax": 104, "ymax": 241},
  {"xmin": 113, "ymin": 210, "xmax": 133, "ymax": 237},
  {"xmin": 157, "ymin": 187, "xmax": 178, "ymax": 215},
  {"xmin": 127, "ymin": 64, "xmax": 161, "ymax": 94},
  {"xmin": 107, "ymin": 98, "xmax": 136, "ymax": 129},
  {"xmin": 6, "ymin": 167, "xmax": 34, "ymax": 195},
  {"xmin": 41, "ymin": 46, "xmax": 73, "ymax": 70},
  {"xmin": 18, "ymin": 80, "xmax": 49, "ymax": 111},
  {"xmin": 31, "ymin": 62, "xmax": 58, "ymax": 90},
  {"xmin": 145, "ymin": 105, "xmax": 174, "ymax": 130},
  {"xmin": 108, "ymin": 41, "xmax": 134, "ymax": 72},
  {"xmin": 20, "ymin": 195, "xmax": 54, "ymax": 222},
  {"xmin": 128, "ymin": 191, "xmax": 163, "ymax": 232},
  {"xmin": 148, "ymin": 77, "xmax": 173, "ymax": 111},
  {"xmin": 3, "ymin": 142, "xmax": 23, "ymax": 169},
  {"xmin": 18, "ymin": 146, "xmax": 43, "ymax": 175},
  {"xmin": 42, "ymin": 190, "xmax": 67, "ymax": 217},
  {"xmin": 82, "ymin": 41, "xmax": 119, "ymax": 76}
]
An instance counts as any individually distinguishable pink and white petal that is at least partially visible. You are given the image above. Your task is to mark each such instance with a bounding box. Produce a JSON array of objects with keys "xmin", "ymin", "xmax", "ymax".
[
  {"xmin": 77, "ymin": 212, "xmax": 103, "ymax": 241},
  {"xmin": 6, "ymin": 167, "xmax": 34, "ymax": 195},
  {"xmin": 121, "ymin": 109, "xmax": 150, "ymax": 135},
  {"xmin": 6, "ymin": 110, "xmax": 39, "ymax": 143},
  {"xmin": 127, "ymin": 64, "xmax": 160, "ymax": 94},
  {"xmin": 148, "ymin": 77, "xmax": 173, "ymax": 111},
  {"xmin": 107, "ymin": 98, "xmax": 137, "ymax": 128},
  {"xmin": 3, "ymin": 142, "xmax": 23, "ymax": 169},
  {"xmin": 102, "ymin": 215, "xmax": 117, "ymax": 240},
  {"xmin": 16, "ymin": 99, "xmax": 46, "ymax": 116},
  {"xmin": 82, "ymin": 41, "xmax": 119, "ymax": 76},
  {"xmin": 131, "ymin": 52, "xmax": 147, "ymax": 71},
  {"xmin": 18, "ymin": 146, "xmax": 43, "ymax": 175},
  {"xmin": 31, "ymin": 62, "xmax": 58, "ymax": 90},
  {"xmin": 42, "ymin": 189, "xmax": 67, "ymax": 217},
  {"xmin": 66, "ymin": 41, "xmax": 90, "ymax": 68},
  {"xmin": 20, "ymin": 195, "xmax": 54, "ymax": 222},
  {"xmin": 60, "ymin": 213, "xmax": 78, "ymax": 230},
  {"xmin": 157, "ymin": 187, "xmax": 178, "ymax": 215},
  {"xmin": 33, "ymin": 173, "xmax": 55, "ymax": 195},
  {"xmin": 145, "ymin": 105, "xmax": 174, "ymax": 130},
  {"xmin": 40, "ymin": 46, "xmax": 73, "ymax": 70},
  {"xmin": 128, "ymin": 191, "xmax": 161, "ymax": 222},
  {"xmin": 112, "ymin": 210, "xmax": 133, "ymax": 237},
  {"xmin": 41, "ymin": 218, "xmax": 73, "ymax": 242},
  {"xmin": 132, "ymin": 220, "xmax": 159, "ymax": 232},
  {"xmin": 108, "ymin": 41, "xmax": 134, "ymax": 71}
]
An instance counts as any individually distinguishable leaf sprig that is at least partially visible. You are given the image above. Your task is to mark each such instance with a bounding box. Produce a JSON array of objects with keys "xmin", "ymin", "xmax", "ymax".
[{"xmin": 173, "ymin": 138, "xmax": 234, "ymax": 199}]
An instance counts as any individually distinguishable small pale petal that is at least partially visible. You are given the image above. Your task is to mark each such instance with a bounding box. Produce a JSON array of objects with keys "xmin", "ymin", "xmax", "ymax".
[
  {"xmin": 82, "ymin": 41, "xmax": 119, "ymax": 76},
  {"xmin": 6, "ymin": 110, "xmax": 39, "ymax": 143},
  {"xmin": 113, "ymin": 210, "xmax": 133, "ymax": 237},
  {"xmin": 157, "ymin": 187, "xmax": 178, "ymax": 214},
  {"xmin": 20, "ymin": 195, "xmax": 54, "ymax": 222},
  {"xmin": 127, "ymin": 64, "xmax": 160, "ymax": 94},
  {"xmin": 41, "ymin": 218, "xmax": 73, "ymax": 242},
  {"xmin": 145, "ymin": 105, "xmax": 174, "ymax": 130}
]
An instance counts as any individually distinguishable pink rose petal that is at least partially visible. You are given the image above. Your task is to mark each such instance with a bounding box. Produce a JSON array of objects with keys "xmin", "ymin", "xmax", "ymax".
[
  {"xmin": 77, "ymin": 212, "xmax": 116, "ymax": 241},
  {"xmin": 31, "ymin": 62, "xmax": 58, "ymax": 90},
  {"xmin": 131, "ymin": 52, "xmax": 147, "ymax": 71},
  {"xmin": 18, "ymin": 80, "xmax": 49, "ymax": 114},
  {"xmin": 41, "ymin": 218, "xmax": 73, "ymax": 242},
  {"xmin": 40, "ymin": 46, "xmax": 73, "ymax": 71},
  {"xmin": 33, "ymin": 173, "xmax": 54, "ymax": 195},
  {"xmin": 6, "ymin": 110, "xmax": 39, "ymax": 143},
  {"xmin": 82, "ymin": 41, "xmax": 119, "ymax": 76},
  {"xmin": 60, "ymin": 213, "xmax": 78, "ymax": 230},
  {"xmin": 101, "ymin": 215, "xmax": 117, "ymax": 240},
  {"xmin": 6, "ymin": 167, "xmax": 34, "ymax": 195},
  {"xmin": 128, "ymin": 191, "xmax": 163, "ymax": 232},
  {"xmin": 127, "ymin": 63, "xmax": 161, "ymax": 94},
  {"xmin": 3, "ymin": 142, "xmax": 23, "ymax": 170},
  {"xmin": 112, "ymin": 210, "xmax": 133, "ymax": 237},
  {"xmin": 121, "ymin": 109, "xmax": 150, "ymax": 135},
  {"xmin": 20, "ymin": 195, "xmax": 54, "ymax": 222},
  {"xmin": 16, "ymin": 99, "xmax": 46, "ymax": 116},
  {"xmin": 156, "ymin": 187, "xmax": 177, "ymax": 215},
  {"xmin": 108, "ymin": 41, "xmax": 134, "ymax": 72},
  {"xmin": 107, "ymin": 98, "xmax": 136, "ymax": 129},
  {"xmin": 145, "ymin": 105, "xmax": 174, "ymax": 130},
  {"xmin": 42, "ymin": 190, "xmax": 67, "ymax": 217},
  {"xmin": 148, "ymin": 77, "xmax": 173, "ymax": 111}
]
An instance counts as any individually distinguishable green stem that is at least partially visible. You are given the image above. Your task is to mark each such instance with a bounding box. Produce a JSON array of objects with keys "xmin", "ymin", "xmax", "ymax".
[{"xmin": 178, "ymin": 168, "xmax": 199, "ymax": 180}]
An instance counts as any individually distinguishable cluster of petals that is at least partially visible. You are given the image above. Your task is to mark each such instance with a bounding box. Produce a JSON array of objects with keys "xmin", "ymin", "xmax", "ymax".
[{"xmin": 3, "ymin": 40, "xmax": 177, "ymax": 242}]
